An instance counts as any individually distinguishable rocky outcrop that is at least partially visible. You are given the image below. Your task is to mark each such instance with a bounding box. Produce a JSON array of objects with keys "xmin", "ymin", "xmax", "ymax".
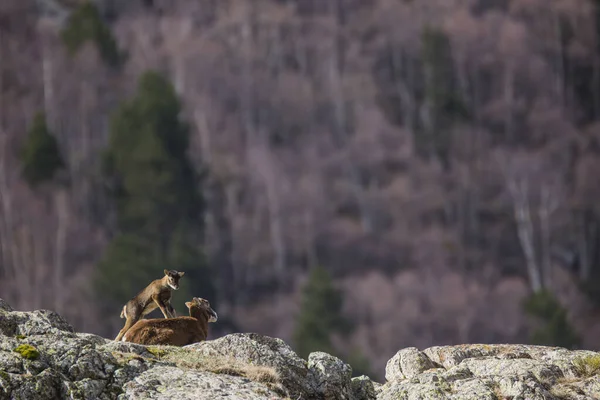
[
  {"xmin": 0, "ymin": 299, "xmax": 371, "ymax": 399},
  {"xmin": 2, "ymin": 298, "xmax": 600, "ymax": 399},
  {"xmin": 380, "ymin": 344, "xmax": 600, "ymax": 400},
  {"xmin": 187, "ymin": 332, "xmax": 313, "ymax": 397}
]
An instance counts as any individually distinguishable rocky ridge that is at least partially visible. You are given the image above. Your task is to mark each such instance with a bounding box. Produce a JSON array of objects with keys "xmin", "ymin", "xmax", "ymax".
[{"xmin": 1, "ymin": 298, "xmax": 600, "ymax": 399}]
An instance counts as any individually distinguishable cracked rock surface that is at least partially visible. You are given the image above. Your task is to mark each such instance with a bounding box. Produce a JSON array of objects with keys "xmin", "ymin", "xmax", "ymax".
[
  {"xmin": 380, "ymin": 344, "xmax": 600, "ymax": 400},
  {"xmin": 0, "ymin": 299, "xmax": 371, "ymax": 399}
]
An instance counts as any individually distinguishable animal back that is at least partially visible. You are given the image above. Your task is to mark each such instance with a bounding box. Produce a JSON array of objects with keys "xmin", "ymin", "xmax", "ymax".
[{"xmin": 124, "ymin": 317, "xmax": 201, "ymax": 346}]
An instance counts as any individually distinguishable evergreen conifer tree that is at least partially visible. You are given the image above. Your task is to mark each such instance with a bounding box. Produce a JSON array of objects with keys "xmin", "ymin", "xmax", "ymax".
[
  {"xmin": 522, "ymin": 290, "xmax": 580, "ymax": 349},
  {"xmin": 293, "ymin": 266, "xmax": 353, "ymax": 359},
  {"xmin": 97, "ymin": 71, "xmax": 213, "ymax": 316},
  {"xmin": 419, "ymin": 26, "xmax": 469, "ymax": 166},
  {"xmin": 20, "ymin": 112, "xmax": 64, "ymax": 187},
  {"xmin": 293, "ymin": 266, "xmax": 373, "ymax": 376},
  {"xmin": 61, "ymin": 1, "xmax": 123, "ymax": 67}
]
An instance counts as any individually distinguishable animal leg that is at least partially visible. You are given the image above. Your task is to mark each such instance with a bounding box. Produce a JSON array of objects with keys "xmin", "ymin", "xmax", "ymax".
[
  {"xmin": 152, "ymin": 295, "xmax": 171, "ymax": 319},
  {"xmin": 166, "ymin": 302, "xmax": 177, "ymax": 318},
  {"xmin": 115, "ymin": 317, "xmax": 137, "ymax": 341}
]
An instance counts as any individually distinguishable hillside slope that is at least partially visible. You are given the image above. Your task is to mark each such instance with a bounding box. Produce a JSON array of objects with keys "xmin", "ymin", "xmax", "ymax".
[{"xmin": 3, "ymin": 0, "xmax": 600, "ymax": 383}]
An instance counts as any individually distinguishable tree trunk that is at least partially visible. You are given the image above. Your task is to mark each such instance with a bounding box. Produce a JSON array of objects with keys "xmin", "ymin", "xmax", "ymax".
[
  {"xmin": 41, "ymin": 36, "xmax": 55, "ymax": 130},
  {"xmin": 225, "ymin": 184, "xmax": 241, "ymax": 302},
  {"xmin": 264, "ymin": 173, "xmax": 286, "ymax": 277},
  {"xmin": 389, "ymin": 44, "xmax": 416, "ymax": 133},
  {"xmin": 327, "ymin": 31, "xmax": 372, "ymax": 232},
  {"xmin": 554, "ymin": 11, "xmax": 566, "ymax": 107},
  {"xmin": 53, "ymin": 188, "xmax": 69, "ymax": 314},
  {"xmin": 193, "ymin": 109, "xmax": 212, "ymax": 165},
  {"xmin": 503, "ymin": 63, "xmax": 515, "ymax": 143},
  {"xmin": 538, "ymin": 187, "xmax": 553, "ymax": 289},
  {"xmin": 577, "ymin": 209, "xmax": 596, "ymax": 281},
  {"xmin": 508, "ymin": 179, "xmax": 543, "ymax": 292},
  {"xmin": 0, "ymin": 137, "xmax": 20, "ymax": 303},
  {"xmin": 304, "ymin": 209, "xmax": 318, "ymax": 269},
  {"xmin": 593, "ymin": 56, "xmax": 600, "ymax": 120},
  {"xmin": 207, "ymin": 178, "xmax": 235, "ymax": 311}
]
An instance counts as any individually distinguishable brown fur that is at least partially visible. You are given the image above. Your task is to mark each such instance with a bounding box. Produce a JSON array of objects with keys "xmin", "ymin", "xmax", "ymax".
[
  {"xmin": 122, "ymin": 297, "xmax": 217, "ymax": 346},
  {"xmin": 114, "ymin": 269, "xmax": 185, "ymax": 341}
]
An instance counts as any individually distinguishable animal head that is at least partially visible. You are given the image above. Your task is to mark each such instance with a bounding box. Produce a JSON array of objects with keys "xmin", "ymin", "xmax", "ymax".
[
  {"xmin": 185, "ymin": 297, "xmax": 218, "ymax": 323},
  {"xmin": 163, "ymin": 269, "xmax": 185, "ymax": 290}
]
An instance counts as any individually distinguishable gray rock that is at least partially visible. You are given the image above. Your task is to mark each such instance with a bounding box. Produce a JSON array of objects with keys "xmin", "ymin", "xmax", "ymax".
[
  {"xmin": 495, "ymin": 375, "xmax": 553, "ymax": 400},
  {"xmin": 0, "ymin": 313, "xmax": 17, "ymax": 337},
  {"xmin": 0, "ymin": 299, "xmax": 13, "ymax": 312},
  {"xmin": 5, "ymin": 368, "xmax": 63, "ymax": 400},
  {"xmin": 441, "ymin": 366, "xmax": 473, "ymax": 383},
  {"xmin": 448, "ymin": 377, "xmax": 496, "ymax": 400},
  {"xmin": 100, "ymin": 341, "xmax": 153, "ymax": 357},
  {"xmin": 187, "ymin": 332, "xmax": 312, "ymax": 398},
  {"xmin": 379, "ymin": 371, "xmax": 494, "ymax": 400},
  {"xmin": 378, "ymin": 378, "xmax": 452, "ymax": 400},
  {"xmin": 385, "ymin": 347, "xmax": 437, "ymax": 381},
  {"xmin": 0, "ymin": 348, "xmax": 23, "ymax": 374},
  {"xmin": 579, "ymin": 375, "xmax": 600, "ymax": 399},
  {"xmin": 119, "ymin": 365, "xmax": 284, "ymax": 400},
  {"xmin": 379, "ymin": 344, "xmax": 600, "ymax": 400},
  {"xmin": 424, "ymin": 344, "xmax": 508, "ymax": 369},
  {"xmin": 1, "ymin": 309, "xmax": 74, "ymax": 338},
  {"xmin": 459, "ymin": 357, "xmax": 563, "ymax": 384},
  {"xmin": 3, "ymin": 298, "xmax": 600, "ymax": 400},
  {"xmin": 0, "ymin": 300, "xmax": 302, "ymax": 400},
  {"xmin": 308, "ymin": 351, "xmax": 353, "ymax": 399},
  {"xmin": 535, "ymin": 348, "xmax": 600, "ymax": 378},
  {"xmin": 373, "ymin": 380, "xmax": 384, "ymax": 397},
  {"xmin": 351, "ymin": 375, "xmax": 376, "ymax": 400}
]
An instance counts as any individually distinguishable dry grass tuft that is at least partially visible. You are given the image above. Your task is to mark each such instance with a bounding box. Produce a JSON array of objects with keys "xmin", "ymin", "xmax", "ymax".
[
  {"xmin": 549, "ymin": 382, "xmax": 583, "ymax": 400},
  {"xmin": 572, "ymin": 354, "xmax": 600, "ymax": 378},
  {"xmin": 143, "ymin": 346, "xmax": 285, "ymax": 394}
]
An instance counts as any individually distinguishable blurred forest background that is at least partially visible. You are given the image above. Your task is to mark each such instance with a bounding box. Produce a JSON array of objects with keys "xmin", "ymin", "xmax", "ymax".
[{"xmin": 2, "ymin": 0, "xmax": 600, "ymax": 380}]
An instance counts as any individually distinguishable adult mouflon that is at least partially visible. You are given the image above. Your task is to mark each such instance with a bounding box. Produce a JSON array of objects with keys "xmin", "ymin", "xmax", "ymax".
[
  {"xmin": 122, "ymin": 297, "xmax": 217, "ymax": 346},
  {"xmin": 114, "ymin": 269, "xmax": 185, "ymax": 341}
]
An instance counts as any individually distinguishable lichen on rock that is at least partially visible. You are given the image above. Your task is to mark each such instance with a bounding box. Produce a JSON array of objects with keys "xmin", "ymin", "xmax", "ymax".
[
  {"xmin": 351, "ymin": 375, "xmax": 377, "ymax": 400},
  {"xmin": 385, "ymin": 347, "xmax": 438, "ymax": 381},
  {"xmin": 187, "ymin": 332, "xmax": 313, "ymax": 398},
  {"xmin": 0, "ymin": 299, "xmax": 362, "ymax": 399},
  {"xmin": 2, "ymin": 297, "xmax": 600, "ymax": 400},
  {"xmin": 308, "ymin": 351, "xmax": 353, "ymax": 400},
  {"xmin": 380, "ymin": 343, "xmax": 600, "ymax": 400}
]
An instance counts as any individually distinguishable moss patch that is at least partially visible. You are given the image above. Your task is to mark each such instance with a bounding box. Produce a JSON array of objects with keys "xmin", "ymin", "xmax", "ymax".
[
  {"xmin": 13, "ymin": 344, "xmax": 40, "ymax": 360},
  {"xmin": 15, "ymin": 334, "xmax": 26, "ymax": 340},
  {"xmin": 573, "ymin": 354, "xmax": 600, "ymax": 378},
  {"xmin": 146, "ymin": 346, "xmax": 167, "ymax": 358}
]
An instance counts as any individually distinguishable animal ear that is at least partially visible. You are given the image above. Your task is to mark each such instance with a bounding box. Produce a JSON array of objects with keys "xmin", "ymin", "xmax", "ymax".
[
  {"xmin": 164, "ymin": 269, "xmax": 169, "ymax": 276},
  {"xmin": 185, "ymin": 302, "xmax": 192, "ymax": 308},
  {"xmin": 178, "ymin": 271, "xmax": 185, "ymax": 277}
]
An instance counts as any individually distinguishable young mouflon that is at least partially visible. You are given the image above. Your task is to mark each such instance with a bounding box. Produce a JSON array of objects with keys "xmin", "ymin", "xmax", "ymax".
[
  {"xmin": 122, "ymin": 297, "xmax": 218, "ymax": 346},
  {"xmin": 114, "ymin": 269, "xmax": 185, "ymax": 342}
]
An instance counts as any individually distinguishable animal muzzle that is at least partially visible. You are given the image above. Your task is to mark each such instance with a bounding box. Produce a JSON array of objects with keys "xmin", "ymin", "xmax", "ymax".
[
  {"xmin": 209, "ymin": 309, "xmax": 218, "ymax": 323},
  {"xmin": 168, "ymin": 283, "xmax": 179, "ymax": 290}
]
